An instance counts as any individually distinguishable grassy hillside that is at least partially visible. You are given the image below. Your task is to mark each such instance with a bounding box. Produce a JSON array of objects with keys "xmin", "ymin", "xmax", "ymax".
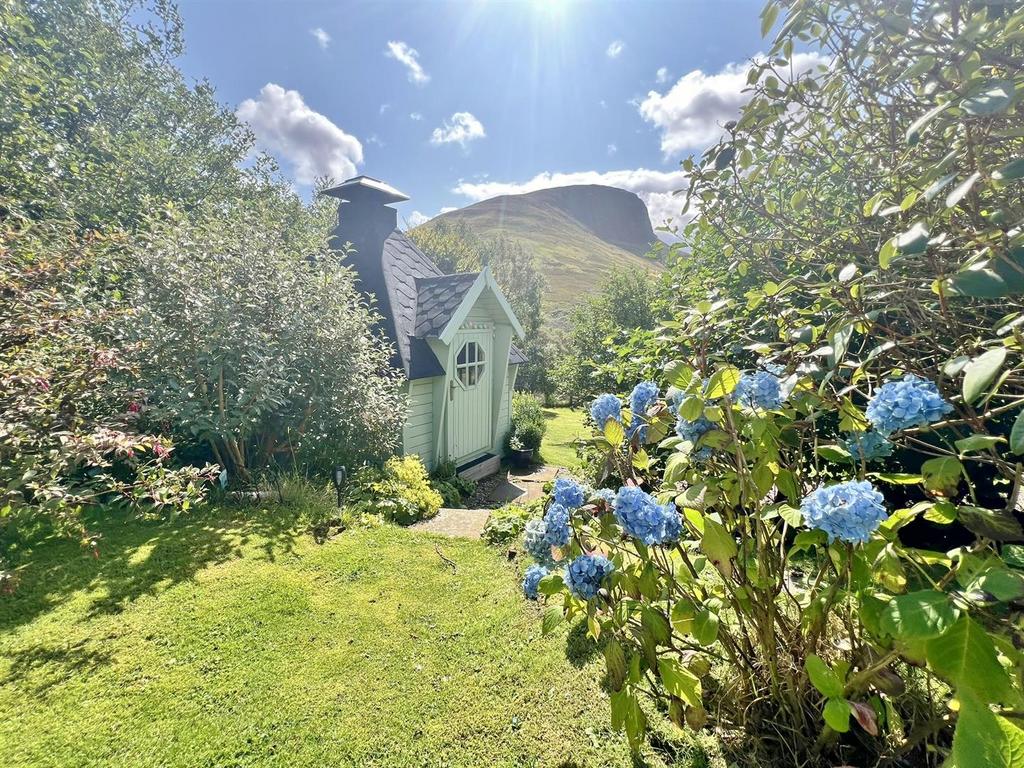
[{"xmin": 418, "ymin": 186, "xmax": 663, "ymax": 311}]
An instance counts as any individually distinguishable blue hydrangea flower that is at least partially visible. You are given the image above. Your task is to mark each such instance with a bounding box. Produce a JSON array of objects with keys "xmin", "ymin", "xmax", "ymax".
[
  {"xmin": 759, "ymin": 360, "xmax": 786, "ymax": 376},
  {"xmin": 630, "ymin": 381, "xmax": 660, "ymax": 415},
  {"xmin": 675, "ymin": 415, "xmax": 715, "ymax": 460},
  {"xmin": 589, "ymin": 393, "xmax": 623, "ymax": 428},
  {"xmin": 523, "ymin": 519, "xmax": 554, "ymax": 566},
  {"xmin": 592, "ymin": 488, "xmax": 616, "ymax": 507},
  {"xmin": 522, "ymin": 564, "xmax": 548, "ymax": 600},
  {"xmin": 734, "ymin": 371, "xmax": 784, "ymax": 409},
  {"xmin": 542, "ymin": 503, "xmax": 571, "ymax": 547},
  {"xmin": 552, "ymin": 477, "xmax": 586, "ymax": 510},
  {"xmin": 800, "ymin": 480, "xmax": 888, "ymax": 544},
  {"xmin": 842, "ymin": 431, "xmax": 893, "ymax": 463},
  {"xmin": 666, "ymin": 387, "xmax": 685, "ymax": 416},
  {"xmin": 865, "ymin": 374, "xmax": 953, "ymax": 434},
  {"xmin": 613, "ymin": 486, "xmax": 683, "ymax": 545},
  {"xmin": 564, "ymin": 554, "xmax": 615, "ymax": 600}
]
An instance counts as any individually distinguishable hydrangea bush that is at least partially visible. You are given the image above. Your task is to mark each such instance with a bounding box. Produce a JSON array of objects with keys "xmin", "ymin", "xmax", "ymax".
[{"xmin": 520, "ymin": 1, "xmax": 1024, "ymax": 764}]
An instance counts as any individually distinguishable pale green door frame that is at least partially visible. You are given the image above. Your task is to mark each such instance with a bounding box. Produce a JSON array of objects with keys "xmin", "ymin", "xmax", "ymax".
[{"xmin": 448, "ymin": 328, "xmax": 493, "ymax": 462}]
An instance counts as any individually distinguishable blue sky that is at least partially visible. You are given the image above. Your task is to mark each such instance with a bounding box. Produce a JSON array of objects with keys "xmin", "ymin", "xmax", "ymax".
[{"xmin": 177, "ymin": 0, "xmax": 779, "ymax": 230}]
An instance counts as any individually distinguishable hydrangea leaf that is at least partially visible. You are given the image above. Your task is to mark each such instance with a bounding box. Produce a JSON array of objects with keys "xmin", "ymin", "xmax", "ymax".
[
  {"xmin": 679, "ymin": 396, "xmax": 704, "ymax": 420},
  {"xmin": 692, "ymin": 608, "xmax": 720, "ymax": 646},
  {"xmin": 604, "ymin": 418, "xmax": 625, "ymax": 447},
  {"xmin": 967, "ymin": 566, "xmax": 1024, "ymax": 602},
  {"xmin": 604, "ymin": 639, "xmax": 627, "ymax": 692},
  {"xmin": 700, "ymin": 517, "xmax": 737, "ymax": 577},
  {"xmin": 951, "ymin": 694, "xmax": 1024, "ymax": 768},
  {"xmin": 926, "ymin": 616, "xmax": 1015, "ymax": 704},
  {"xmin": 806, "ymin": 654, "xmax": 844, "ymax": 698},
  {"xmin": 659, "ymin": 658, "xmax": 702, "ymax": 708},
  {"xmin": 958, "ymin": 506, "xmax": 1024, "ymax": 542},
  {"xmin": 823, "ymin": 698, "xmax": 851, "ymax": 733},
  {"xmin": 641, "ymin": 606, "xmax": 671, "ymax": 646},
  {"xmin": 670, "ymin": 598, "xmax": 696, "ymax": 636},
  {"xmin": 955, "ymin": 434, "xmax": 1005, "ymax": 453},
  {"xmin": 921, "ymin": 457, "xmax": 963, "ymax": 496},
  {"xmin": 705, "ymin": 366, "xmax": 741, "ymax": 399},
  {"xmin": 880, "ymin": 590, "xmax": 957, "ymax": 640},
  {"xmin": 962, "ymin": 348, "xmax": 1006, "ymax": 404},
  {"xmin": 541, "ymin": 606, "xmax": 564, "ymax": 636}
]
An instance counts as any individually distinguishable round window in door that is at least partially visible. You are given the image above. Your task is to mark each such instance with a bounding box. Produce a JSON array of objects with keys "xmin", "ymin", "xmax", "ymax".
[{"xmin": 456, "ymin": 341, "xmax": 486, "ymax": 387}]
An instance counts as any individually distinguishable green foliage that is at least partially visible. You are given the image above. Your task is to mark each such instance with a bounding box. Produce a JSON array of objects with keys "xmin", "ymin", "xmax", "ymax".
[
  {"xmin": 506, "ymin": 393, "xmax": 547, "ymax": 452},
  {"xmin": 526, "ymin": 1, "xmax": 1024, "ymax": 766},
  {"xmin": 482, "ymin": 501, "xmax": 539, "ymax": 546},
  {"xmin": 128, "ymin": 198, "xmax": 404, "ymax": 483},
  {"xmin": 0, "ymin": 0, "xmax": 403, "ymax": 584},
  {"xmin": 344, "ymin": 457, "xmax": 443, "ymax": 525},
  {"xmin": 549, "ymin": 268, "xmax": 662, "ymax": 405},
  {"xmin": 429, "ymin": 460, "xmax": 477, "ymax": 507}
]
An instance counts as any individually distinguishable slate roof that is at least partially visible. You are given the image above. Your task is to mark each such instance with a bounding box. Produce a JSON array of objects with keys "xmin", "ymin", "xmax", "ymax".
[
  {"xmin": 509, "ymin": 344, "xmax": 528, "ymax": 365},
  {"xmin": 379, "ymin": 231, "xmax": 445, "ymax": 378},
  {"xmin": 376, "ymin": 229, "xmax": 525, "ymax": 380},
  {"xmin": 414, "ymin": 272, "xmax": 479, "ymax": 337}
]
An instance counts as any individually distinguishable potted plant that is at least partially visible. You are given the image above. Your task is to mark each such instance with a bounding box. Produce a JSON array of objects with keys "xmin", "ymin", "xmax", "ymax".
[{"xmin": 507, "ymin": 432, "xmax": 533, "ymax": 468}]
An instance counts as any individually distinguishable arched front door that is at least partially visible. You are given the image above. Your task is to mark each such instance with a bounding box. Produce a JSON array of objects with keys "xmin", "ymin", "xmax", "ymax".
[{"xmin": 448, "ymin": 330, "xmax": 492, "ymax": 462}]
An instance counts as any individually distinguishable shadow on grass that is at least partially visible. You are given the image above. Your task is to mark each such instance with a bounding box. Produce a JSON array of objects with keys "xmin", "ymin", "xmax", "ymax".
[
  {"xmin": 1, "ymin": 638, "xmax": 113, "ymax": 692},
  {"xmin": 565, "ymin": 617, "xmax": 607, "ymax": 669},
  {"xmin": 0, "ymin": 504, "xmax": 302, "ymax": 633}
]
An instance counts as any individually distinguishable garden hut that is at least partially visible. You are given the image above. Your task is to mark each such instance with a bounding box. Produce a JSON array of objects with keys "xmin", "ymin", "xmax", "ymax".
[{"xmin": 323, "ymin": 175, "xmax": 526, "ymax": 479}]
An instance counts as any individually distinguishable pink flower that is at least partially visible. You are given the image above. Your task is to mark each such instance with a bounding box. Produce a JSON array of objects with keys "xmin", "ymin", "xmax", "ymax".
[
  {"xmin": 127, "ymin": 402, "xmax": 142, "ymax": 414},
  {"xmin": 153, "ymin": 442, "xmax": 170, "ymax": 459}
]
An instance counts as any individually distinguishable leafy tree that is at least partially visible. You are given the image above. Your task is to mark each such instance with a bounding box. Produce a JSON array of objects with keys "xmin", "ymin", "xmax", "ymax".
[
  {"xmin": 407, "ymin": 220, "xmax": 479, "ymax": 274},
  {"xmin": 1, "ymin": 0, "xmax": 403, "ymax": 585}
]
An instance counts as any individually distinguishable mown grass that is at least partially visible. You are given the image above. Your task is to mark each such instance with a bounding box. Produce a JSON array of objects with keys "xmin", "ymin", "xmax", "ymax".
[
  {"xmin": 0, "ymin": 506, "xmax": 714, "ymax": 767},
  {"xmin": 540, "ymin": 407, "xmax": 588, "ymax": 469}
]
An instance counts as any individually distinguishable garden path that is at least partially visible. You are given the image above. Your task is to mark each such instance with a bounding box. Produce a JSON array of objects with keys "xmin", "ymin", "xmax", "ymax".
[{"xmin": 413, "ymin": 465, "xmax": 562, "ymax": 538}]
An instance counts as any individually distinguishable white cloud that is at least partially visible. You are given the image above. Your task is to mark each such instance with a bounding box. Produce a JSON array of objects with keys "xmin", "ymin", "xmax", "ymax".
[
  {"xmin": 367, "ymin": 134, "xmax": 385, "ymax": 147},
  {"xmin": 410, "ymin": 112, "xmax": 423, "ymax": 121},
  {"xmin": 607, "ymin": 143, "xmax": 617, "ymax": 156},
  {"xmin": 407, "ymin": 210, "xmax": 431, "ymax": 228},
  {"xmin": 439, "ymin": 206, "xmax": 458, "ymax": 214},
  {"xmin": 599, "ymin": 99, "xmax": 608, "ymax": 109},
  {"xmin": 430, "ymin": 111, "xmax": 485, "ymax": 147},
  {"xmin": 639, "ymin": 52, "xmax": 827, "ymax": 156},
  {"xmin": 606, "ymin": 40, "xmax": 625, "ymax": 58},
  {"xmin": 310, "ymin": 27, "xmax": 330, "ymax": 49},
  {"xmin": 656, "ymin": 66, "xmax": 669, "ymax": 83},
  {"xmin": 385, "ymin": 40, "xmax": 430, "ymax": 85},
  {"xmin": 452, "ymin": 168, "xmax": 690, "ymax": 233},
  {"xmin": 379, "ymin": 103, "xmax": 390, "ymax": 115},
  {"xmin": 236, "ymin": 83, "xmax": 363, "ymax": 185}
]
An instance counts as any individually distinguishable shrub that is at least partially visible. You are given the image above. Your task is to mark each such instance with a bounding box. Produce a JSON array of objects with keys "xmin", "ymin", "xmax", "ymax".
[
  {"xmin": 481, "ymin": 501, "xmax": 539, "ymax": 546},
  {"xmin": 129, "ymin": 199, "xmax": 405, "ymax": 485},
  {"xmin": 506, "ymin": 392, "xmax": 547, "ymax": 452},
  {"xmin": 520, "ymin": 1, "xmax": 1024, "ymax": 765},
  {"xmin": 344, "ymin": 456, "xmax": 442, "ymax": 526},
  {"xmin": 430, "ymin": 459, "xmax": 477, "ymax": 506}
]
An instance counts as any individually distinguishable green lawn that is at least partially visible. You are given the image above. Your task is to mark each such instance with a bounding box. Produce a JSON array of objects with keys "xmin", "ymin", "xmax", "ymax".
[
  {"xmin": 0, "ymin": 507, "xmax": 709, "ymax": 767},
  {"xmin": 539, "ymin": 407, "xmax": 588, "ymax": 469}
]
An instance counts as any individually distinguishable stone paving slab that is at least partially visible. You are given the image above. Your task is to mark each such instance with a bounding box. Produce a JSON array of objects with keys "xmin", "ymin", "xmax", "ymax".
[{"xmin": 411, "ymin": 508, "xmax": 490, "ymax": 539}]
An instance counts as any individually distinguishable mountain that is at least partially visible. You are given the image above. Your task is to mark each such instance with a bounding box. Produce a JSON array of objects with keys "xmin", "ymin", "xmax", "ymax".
[{"xmin": 415, "ymin": 185, "xmax": 662, "ymax": 310}]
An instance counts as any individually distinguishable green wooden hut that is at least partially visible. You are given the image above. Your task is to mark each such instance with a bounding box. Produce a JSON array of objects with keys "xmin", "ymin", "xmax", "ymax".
[{"xmin": 323, "ymin": 176, "xmax": 525, "ymax": 479}]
